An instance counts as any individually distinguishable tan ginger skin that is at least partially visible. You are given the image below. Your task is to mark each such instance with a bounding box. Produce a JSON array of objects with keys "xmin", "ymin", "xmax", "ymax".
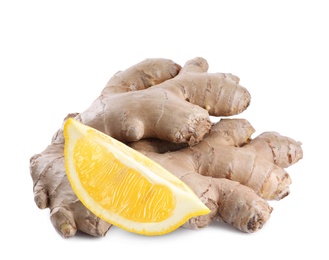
[{"xmin": 30, "ymin": 57, "xmax": 303, "ymax": 238}]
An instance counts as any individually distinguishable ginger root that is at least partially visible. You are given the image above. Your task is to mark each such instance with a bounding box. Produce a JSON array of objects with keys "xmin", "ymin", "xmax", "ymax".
[{"xmin": 30, "ymin": 57, "xmax": 302, "ymax": 237}]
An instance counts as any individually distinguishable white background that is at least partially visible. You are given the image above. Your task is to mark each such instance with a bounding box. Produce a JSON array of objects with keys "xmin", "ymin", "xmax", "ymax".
[{"xmin": 1, "ymin": 0, "xmax": 328, "ymax": 259}]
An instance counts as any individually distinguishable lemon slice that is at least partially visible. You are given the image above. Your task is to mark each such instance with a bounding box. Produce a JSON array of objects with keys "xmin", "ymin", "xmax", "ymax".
[{"xmin": 64, "ymin": 118, "xmax": 210, "ymax": 235}]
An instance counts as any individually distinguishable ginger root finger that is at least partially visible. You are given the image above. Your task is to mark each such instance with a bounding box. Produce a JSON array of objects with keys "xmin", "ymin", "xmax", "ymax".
[
  {"xmin": 194, "ymin": 145, "xmax": 292, "ymax": 200},
  {"xmin": 50, "ymin": 206, "xmax": 77, "ymax": 238},
  {"xmin": 174, "ymin": 72, "xmax": 250, "ymax": 116},
  {"xmin": 102, "ymin": 58, "xmax": 182, "ymax": 94},
  {"xmin": 178, "ymin": 56, "xmax": 209, "ymax": 74},
  {"xmin": 205, "ymin": 118, "xmax": 255, "ymax": 147},
  {"xmin": 51, "ymin": 202, "xmax": 111, "ymax": 237},
  {"xmin": 244, "ymin": 131, "xmax": 303, "ymax": 168},
  {"xmin": 158, "ymin": 58, "xmax": 251, "ymax": 117},
  {"xmin": 30, "ymin": 144, "xmax": 65, "ymax": 209},
  {"xmin": 182, "ymin": 175, "xmax": 272, "ymax": 233},
  {"xmin": 51, "ymin": 203, "xmax": 111, "ymax": 238}
]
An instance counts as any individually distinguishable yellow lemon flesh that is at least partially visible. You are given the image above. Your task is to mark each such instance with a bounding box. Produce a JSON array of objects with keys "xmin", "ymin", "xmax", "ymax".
[{"xmin": 64, "ymin": 118, "xmax": 210, "ymax": 235}]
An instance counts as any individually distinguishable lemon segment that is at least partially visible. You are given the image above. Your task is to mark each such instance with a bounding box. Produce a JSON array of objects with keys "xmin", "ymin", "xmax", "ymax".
[{"xmin": 64, "ymin": 118, "xmax": 210, "ymax": 235}]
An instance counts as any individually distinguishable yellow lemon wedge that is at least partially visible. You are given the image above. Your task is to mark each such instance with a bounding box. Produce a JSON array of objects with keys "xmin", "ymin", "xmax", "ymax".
[{"xmin": 63, "ymin": 118, "xmax": 210, "ymax": 235}]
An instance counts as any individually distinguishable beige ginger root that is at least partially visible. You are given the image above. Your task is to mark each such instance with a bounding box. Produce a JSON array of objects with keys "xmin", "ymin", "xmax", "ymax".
[{"xmin": 30, "ymin": 57, "xmax": 302, "ymax": 237}]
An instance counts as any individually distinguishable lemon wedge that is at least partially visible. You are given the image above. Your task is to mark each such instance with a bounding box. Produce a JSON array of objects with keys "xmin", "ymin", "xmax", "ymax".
[{"xmin": 64, "ymin": 118, "xmax": 210, "ymax": 235}]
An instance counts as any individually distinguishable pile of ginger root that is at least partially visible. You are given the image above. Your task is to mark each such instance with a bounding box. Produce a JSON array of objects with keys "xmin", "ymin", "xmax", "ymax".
[{"xmin": 30, "ymin": 57, "xmax": 303, "ymax": 238}]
